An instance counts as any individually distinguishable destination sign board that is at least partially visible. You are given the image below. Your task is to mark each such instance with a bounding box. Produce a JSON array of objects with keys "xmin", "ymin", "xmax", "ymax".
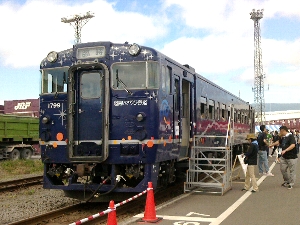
[{"xmin": 77, "ymin": 46, "xmax": 105, "ymax": 59}]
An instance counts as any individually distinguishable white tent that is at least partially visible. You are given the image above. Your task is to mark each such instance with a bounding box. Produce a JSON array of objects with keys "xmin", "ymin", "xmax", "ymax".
[{"xmin": 255, "ymin": 125, "xmax": 281, "ymax": 133}]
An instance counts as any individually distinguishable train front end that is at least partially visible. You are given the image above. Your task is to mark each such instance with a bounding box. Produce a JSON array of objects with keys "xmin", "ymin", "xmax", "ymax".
[{"xmin": 39, "ymin": 42, "xmax": 171, "ymax": 201}]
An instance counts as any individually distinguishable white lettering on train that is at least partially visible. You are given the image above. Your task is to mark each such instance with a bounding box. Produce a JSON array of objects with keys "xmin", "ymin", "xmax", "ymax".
[
  {"xmin": 114, "ymin": 100, "xmax": 148, "ymax": 106},
  {"xmin": 47, "ymin": 103, "xmax": 61, "ymax": 108}
]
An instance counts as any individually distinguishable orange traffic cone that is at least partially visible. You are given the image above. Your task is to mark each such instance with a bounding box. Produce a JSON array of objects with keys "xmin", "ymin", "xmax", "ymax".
[
  {"xmin": 137, "ymin": 182, "xmax": 162, "ymax": 223},
  {"xmin": 107, "ymin": 200, "xmax": 117, "ymax": 225}
]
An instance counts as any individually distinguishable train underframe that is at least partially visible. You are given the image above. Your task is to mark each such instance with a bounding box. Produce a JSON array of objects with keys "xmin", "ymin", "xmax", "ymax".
[
  {"xmin": 43, "ymin": 143, "xmax": 246, "ymax": 202},
  {"xmin": 44, "ymin": 159, "xmax": 178, "ymax": 202}
]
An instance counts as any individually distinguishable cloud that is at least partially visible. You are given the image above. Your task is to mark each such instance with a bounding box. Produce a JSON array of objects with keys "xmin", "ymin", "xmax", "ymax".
[
  {"xmin": 264, "ymin": 0, "xmax": 300, "ymax": 18},
  {"xmin": 263, "ymin": 38, "xmax": 300, "ymax": 66},
  {"xmin": 0, "ymin": 0, "xmax": 299, "ymax": 104},
  {"xmin": 163, "ymin": 0, "xmax": 300, "ymax": 32},
  {"xmin": 0, "ymin": 0, "xmax": 167, "ymax": 68},
  {"xmin": 162, "ymin": 0, "xmax": 259, "ymax": 35},
  {"xmin": 161, "ymin": 0, "xmax": 300, "ymax": 91},
  {"xmin": 160, "ymin": 34, "xmax": 253, "ymax": 74},
  {"xmin": 265, "ymin": 68, "xmax": 300, "ymax": 87}
]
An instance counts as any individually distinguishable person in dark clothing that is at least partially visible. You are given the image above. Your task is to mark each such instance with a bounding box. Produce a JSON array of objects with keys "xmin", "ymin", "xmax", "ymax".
[
  {"xmin": 295, "ymin": 130, "xmax": 299, "ymax": 154},
  {"xmin": 270, "ymin": 126, "xmax": 297, "ymax": 189},
  {"xmin": 257, "ymin": 125, "xmax": 274, "ymax": 176},
  {"xmin": 271, "ymin": 130, "xmax": 279, "ymax": 156},
  {"xmin": 275, "ymin": 134, "xmax": 283, "ymax": 164},
  {"xmin": 242, "ymin": 133, "xmax": 259, "ymax": 192}
]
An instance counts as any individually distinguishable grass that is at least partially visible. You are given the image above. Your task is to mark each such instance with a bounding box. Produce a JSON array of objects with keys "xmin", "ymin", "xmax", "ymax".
[
  {"xmin": 25, "ymin": 189, "xmax": 36, "ymax": 195},
  {"xmin": 0, "ymin": 159, "xmax": 44, "ymax": 177}
]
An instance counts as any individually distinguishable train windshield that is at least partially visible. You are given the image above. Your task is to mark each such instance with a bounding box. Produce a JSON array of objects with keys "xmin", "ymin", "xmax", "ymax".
[
  {"xmin": 41, "ymin": 68, "xmax": 68, "ymax": 94},
  {"xmin": 111, "ymin": 62, "xmax": 159, "ymax": 89}
]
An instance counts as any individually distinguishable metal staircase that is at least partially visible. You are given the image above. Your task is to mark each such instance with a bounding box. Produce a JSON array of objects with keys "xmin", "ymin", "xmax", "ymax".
[{"xmin": 184, "ymin": 117, "xmax": 233, "ymax": 195}]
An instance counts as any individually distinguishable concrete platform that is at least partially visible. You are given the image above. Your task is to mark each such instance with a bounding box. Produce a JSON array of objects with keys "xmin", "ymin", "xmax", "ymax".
[{"xmin": 124, "ymin": 157, "xmax": 300, "ymax": 225}]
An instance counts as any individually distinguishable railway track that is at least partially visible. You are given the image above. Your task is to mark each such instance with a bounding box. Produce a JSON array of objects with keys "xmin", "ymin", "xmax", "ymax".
[
  {"xmin": 7, "ymin": 202, "xmax": 85, "ymax": 225},
  {"xmin": 0, "ymin": 175, "xmax": 43, "ymax": 192},
  {"xmin": 8, "ymin": 181, "xmax": 184, "ymax": 225},
  {"xmin": 3, "ymin": 165, "xmax": 242, "ymax": 225}
]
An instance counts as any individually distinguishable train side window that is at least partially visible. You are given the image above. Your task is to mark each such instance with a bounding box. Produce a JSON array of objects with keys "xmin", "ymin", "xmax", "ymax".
[
  {"xmin": 234, "ymin": 110, "xmax": 237, "ymax": 122},
  {"xmin": 242, "ymin": 113, "xmax": 245, "ymax": 124},
  {"xmin": 227, "ymin": 108, "xmax": 230, "ymax": 120},
  {"xmin": 174, "ymin": 79, "xmax": 180, "ymax": 112},
  {"xmin": 182, "ymin": 93, "xmax": 187, "ymax": 117},
  {"xmin": 162, "ymin": 66, "xmax": 166, "ymax": 91},
  {"xmin": 221, "ymin": 104, "xmax": 226, "ymax": 121},
  {"xmin": 162, "ymin": 65, "xmax": 171, "ymax": 94},
  {"xmin": 208, "ymin": 99, "xmax": 214, "ymax": 120},
  {"xmin": 200, "ymin": 97, "xmax": 207, "ymax": 119},
  {"xmin": 251, "ymin": 110, "xmax": 254, "ymax": 122},
  {"xmin": 166, "ymin": 66, "xmax": 171, "ymax": 94},
  {"xmin": 148, "ymin": 62, "xmax": 159, "ymax": 88},
  {"xmin": 216, "ymin": 102, "xmax": 220, "ymax": 120},
  {"xmin": 248, "ymin": 109, "xmax": 251, "ymax": 124}
]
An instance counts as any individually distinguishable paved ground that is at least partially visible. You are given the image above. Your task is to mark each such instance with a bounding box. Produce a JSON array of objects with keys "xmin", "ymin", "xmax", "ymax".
[{"xmin": 125, "ymin": 157, "xmax": 300, "ymax": 225}]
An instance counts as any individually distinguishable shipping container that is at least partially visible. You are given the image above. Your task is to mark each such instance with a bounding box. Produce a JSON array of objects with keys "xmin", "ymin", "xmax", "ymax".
[
  {"xmin": 4, "ymin": 99, "xmax": 39, "ymax": 117},
  {"xmin": 0, "ymin": 114, "xmax": 39, "ymax": 159}
]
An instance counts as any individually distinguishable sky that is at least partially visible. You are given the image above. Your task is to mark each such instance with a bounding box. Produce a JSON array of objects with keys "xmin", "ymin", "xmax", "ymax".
[{"xmin": 0, "ymin": 0, "xmax": 300, "ymax": 106}]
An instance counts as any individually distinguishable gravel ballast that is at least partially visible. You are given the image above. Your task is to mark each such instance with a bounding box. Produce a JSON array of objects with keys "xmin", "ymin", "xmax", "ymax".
[{"xmin": 0, "ymin": 172, "xmax": 80, "ymax": 224}]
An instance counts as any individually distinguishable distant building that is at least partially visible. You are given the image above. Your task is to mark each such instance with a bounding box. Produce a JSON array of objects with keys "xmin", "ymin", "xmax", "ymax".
[
  {"xmin": 0, "ymin": 105, "xmax": 4, "ymax": 114},
  {"xmin": 255, "ymin": 110, "xmax": 300, "ymax": 131},
  {"xmin": 4, "ymin": 99, "xmax": 39, "ymax": 117},
  {"xmin": 264, "ymin": 103, "xmax": 300, "ymax": 112}
]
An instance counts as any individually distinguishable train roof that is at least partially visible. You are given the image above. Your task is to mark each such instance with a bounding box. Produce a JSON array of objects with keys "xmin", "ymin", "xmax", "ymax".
[
  {"xmin": 40, "ymin": 41, "xmax": 249, "ymax": 106},
  {"xmin": 160, "ymin": 52, "xmax": 249, "ymax": 105}
]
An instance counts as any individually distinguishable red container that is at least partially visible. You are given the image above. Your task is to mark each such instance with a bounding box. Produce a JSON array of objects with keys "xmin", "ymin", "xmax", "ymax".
[{"xmin": 4, "ymin": 99, "xmax": 39, "ymax": 117}]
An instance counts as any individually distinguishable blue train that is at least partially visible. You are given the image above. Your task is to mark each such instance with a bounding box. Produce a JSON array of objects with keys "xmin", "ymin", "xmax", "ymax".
[{"xmin": 39, "ymin": 41, "xmax": 255, "ymax": 201}]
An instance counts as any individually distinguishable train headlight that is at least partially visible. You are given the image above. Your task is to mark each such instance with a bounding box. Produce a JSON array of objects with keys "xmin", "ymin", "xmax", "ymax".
[
  {"xmin": 42, "ymin": 116, "xmax": 50, "ymax": 124},
  {"xmin": 136, "ymin": 112, "xmax": 146, "ymax": 122},
  {"xmin": 128, "ymin": 43, "xmax": 141, "ymax": 56},
  {"xmin": 47, "ymin": 51, "xmax": 58, "ymax": 63}
]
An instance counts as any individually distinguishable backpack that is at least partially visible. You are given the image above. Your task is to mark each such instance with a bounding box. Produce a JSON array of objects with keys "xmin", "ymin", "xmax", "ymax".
[{"xmin": 253, "ymin": 142, "xmax": 259, "ymax": 154}]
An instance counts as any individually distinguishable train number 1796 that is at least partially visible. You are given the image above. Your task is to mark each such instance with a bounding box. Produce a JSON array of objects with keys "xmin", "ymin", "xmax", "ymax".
[{"xmin": 48, "ymin": 103, "xmax": 61, "ymax": 108}]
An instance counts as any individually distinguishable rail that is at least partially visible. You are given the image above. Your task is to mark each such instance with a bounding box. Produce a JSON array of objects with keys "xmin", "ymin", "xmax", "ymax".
[
  {"xmin": 69, "ymin": 188, "xmax": 149, "ymax": 225},
  {"xmin": 0, "ymin": 175, "xmax": 43, "ymax": 192},
  {"xmin": 7, "ymin": 180, "xmax": 184, "ymax": 225}
]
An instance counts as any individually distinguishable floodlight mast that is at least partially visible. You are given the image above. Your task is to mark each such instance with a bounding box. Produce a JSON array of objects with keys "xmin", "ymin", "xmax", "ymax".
[
  {"xmin": 61, "ymin": 11, "xmax": 94, "ymax": 44},
  {"xmin": 250, "ymin": 9, "xmax": 265, "ymax": 125}
]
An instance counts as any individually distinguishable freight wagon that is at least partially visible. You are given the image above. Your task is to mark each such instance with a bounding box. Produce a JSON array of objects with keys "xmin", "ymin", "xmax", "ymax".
[{"xmin": 0, "ymin": 114, "xmax": 39, "ymax": 160}]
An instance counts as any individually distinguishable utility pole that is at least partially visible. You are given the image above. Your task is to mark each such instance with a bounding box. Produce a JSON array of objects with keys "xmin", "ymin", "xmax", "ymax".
[
  {"xmin": 61, "ymin": 11, "xmax": 94, "ymax": 44},
  {"xmin": 250, "ymin": 9, "xmax": 265, "ymax": 125}
]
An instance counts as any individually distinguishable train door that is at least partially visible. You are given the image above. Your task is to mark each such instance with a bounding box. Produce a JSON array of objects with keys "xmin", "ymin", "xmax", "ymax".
[
  {"xmin": 173, "ymin": 75, "xmax": 191, "ymax": 158},
  {"xmin": 181, "ymin": 79, "xmax": 191, "ymax": 157},
  {"xmin": 173, "ymin": 75, "xmax": 180, "ymax": 143},
  {"xmin": 68, "ymin": 65, "xmax": 109, "ymax": 162}
]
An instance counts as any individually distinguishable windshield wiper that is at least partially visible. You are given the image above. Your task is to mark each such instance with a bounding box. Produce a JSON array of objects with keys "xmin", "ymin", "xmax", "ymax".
[{"xmin": 116, "ymin": 69, "xmax": 132, "ymax": 95}]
